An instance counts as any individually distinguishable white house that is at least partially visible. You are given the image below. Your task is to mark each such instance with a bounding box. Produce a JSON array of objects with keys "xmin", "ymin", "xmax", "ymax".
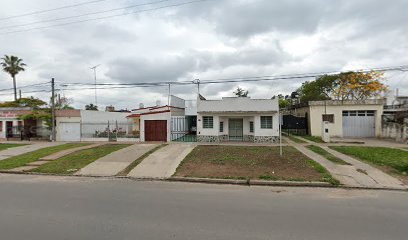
[
  {"xmin": 0, "ymin": 108, "xmax": 50, "ymax": 140},
  {"xmin": 288, "ymin": 99, "xmax": 385, "ymax": 138},
  {"xmin": 127, "ymin": 95, "xmax": 187, "ymax": 142},
  {"xmin": 197, "ymin": 96, "xmax": 280, "ymax": 143}
]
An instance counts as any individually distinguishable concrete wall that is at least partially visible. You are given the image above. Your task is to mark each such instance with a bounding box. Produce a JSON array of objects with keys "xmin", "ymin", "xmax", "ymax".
[
  {"xmin": 308, "ymin": 104, "xmax": 384, "ymax": 137},
  {"xmin": 198, "ymin": 97, "xmax": 279, "ymax": 113},
  {"xmin": 80, "ymin": 110, "xmax": 131, "ymax": 124},
  {"xmin": 382, "ymin": 119, "xmax": 408, "ymax": 143}
]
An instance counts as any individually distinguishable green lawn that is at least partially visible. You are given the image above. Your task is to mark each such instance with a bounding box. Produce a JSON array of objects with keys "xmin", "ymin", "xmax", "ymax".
[
  {"xmin": 0, "ymin": 143, "xmax": 26, "ymax": 151},
  {"xmin": 301, "ymin": 135, "xmax": 324, "ymax": 143},
  {"xmin": 31, "ymin": 144, "xmax": 131, "ymax": 174},
  {"xmin": 330, "ymin": 146, "xmax": 408, "ymax": 175},
  {"xmin": 0, "ymin": 143, "xmax": 88, "ymax": 170},
  {"xmin": 287, "ymin": 135, "xmax": 307, "ymax": 144},
  {"xmin": 307, "ymin": 145, "xmax": 350, "ymax": 165},
  {"xmin": 174, "ymin": 145, "xmax": 339, "ymax": 185}
]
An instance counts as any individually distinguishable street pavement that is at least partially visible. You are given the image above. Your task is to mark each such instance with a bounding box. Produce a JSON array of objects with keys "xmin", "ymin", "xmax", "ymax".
[
  {"xmin": 128, "ymin": 143, "xmax": 195, "ymax": 179},
  {"xmin": 75, "ymin": 144, "xmax": 158, "ymax": 176},
  {"xmin": 0, "ymin": 174, "xmax": 407, "ymax": 240}
]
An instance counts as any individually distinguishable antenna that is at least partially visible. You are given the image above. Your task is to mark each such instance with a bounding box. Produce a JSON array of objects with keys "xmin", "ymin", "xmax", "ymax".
[{"xmin": 90, "ymin": 64, "xmax": 101, "ymax": 108}]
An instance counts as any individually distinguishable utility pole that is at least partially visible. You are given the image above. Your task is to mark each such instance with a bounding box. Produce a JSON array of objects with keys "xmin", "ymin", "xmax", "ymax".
[
  {"xmin": 194, "ymin": 79, "xmax": 200, "ymax": 96},
  {"xmin": 19, "ymin": 89, "xmax": 21, "ymax": 100},
  {"xmin": 51, "ymin": 78, "xmax": 56, "ymax": 142},
  {"xmin": 90, "ymin": 64, "xmax": 100, "ymax": 108},
  {"xmin": 167, "ymin": 83, "xmax": 171, "ymax": 107}
]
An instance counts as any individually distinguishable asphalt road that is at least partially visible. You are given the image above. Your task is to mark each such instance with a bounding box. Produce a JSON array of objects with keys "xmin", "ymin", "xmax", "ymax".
[{"xmin": 0, "ymin": 174, "xmax": 407, "ymax": 240}]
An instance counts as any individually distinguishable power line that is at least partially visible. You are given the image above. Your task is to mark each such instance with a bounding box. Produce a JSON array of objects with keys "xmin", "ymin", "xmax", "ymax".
[
  {"xmin": 0, "ymin": 0, "xmax": 208, "ymax": 35},
  {"xmin": 0, "ymin": 0, "xmax": 107, "ymax": 21},
  {"xmin": 0, "ymin": 0, "xmax": 172, "ymax": 30},
  {"xmin": 60, "ymin": 64, "xmax": 408, "ymax": 89},
  {"xmin": 0, "ymin": 82, "xmax": 50, "ymax": 92}
]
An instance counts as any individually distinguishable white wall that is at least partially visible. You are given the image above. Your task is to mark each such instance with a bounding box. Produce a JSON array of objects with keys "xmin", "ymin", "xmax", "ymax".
[
  {"xmin": 253, "ymin": 115, "xmax": 280, "ymax": 137},
  {"xmin": 56, "ymin": 116, "xmax": 81, "ymax": 141},
  {"xmin": 80, "ymin": 110, "xmax": 131, "ymax": 123},
  {"xmin": 198, "ymin": 97, "xmax": 279, "ymax": 113},
  {"xmin": 197, "ymin": 113, "xmax": 279, "ymax": 137},
  {"xmin": 140, "ymin": 111, "xmax": 171, "ymax": 142},
  {"xmin": 308, "ymin": 104, "xmax": 384, "ymax": 137}
]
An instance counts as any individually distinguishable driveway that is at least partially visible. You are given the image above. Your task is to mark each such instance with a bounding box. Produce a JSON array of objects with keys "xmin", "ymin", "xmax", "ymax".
[
  {"xmin": 286, "ymin": 137, "xmax": 406, "ymax": 189},
  {"xmin": 75, "ymin": 144, "xmax": 158, "ymax": 177},
  {"xmin": 128, "ymin": 143, "xmax": 196, "ymax": 179},
  {"xmin": 0, "ymin": 142, "xmax": 64, "ymax": 161}
]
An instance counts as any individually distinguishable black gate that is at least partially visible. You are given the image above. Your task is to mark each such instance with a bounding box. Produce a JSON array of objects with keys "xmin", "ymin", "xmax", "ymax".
[{"xmin": 282, "ymin": 114, "xmax": 308, "ymax": 135}]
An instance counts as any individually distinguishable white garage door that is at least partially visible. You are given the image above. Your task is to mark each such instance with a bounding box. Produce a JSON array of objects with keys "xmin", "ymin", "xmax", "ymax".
[
  {"xmin": 342, "ymin": 111, "xmax": 375, "ymax": 137},
  {"xmin": 59, "ymin": 122, "xmax": 81, "ymax": 141}
]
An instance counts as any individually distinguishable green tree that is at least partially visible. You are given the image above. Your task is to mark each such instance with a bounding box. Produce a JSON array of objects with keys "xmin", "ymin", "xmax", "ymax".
[
  {"xmin": 1, "ymin": 55, "xmax": 26, "ymax": 101},
  {"xmin": 297, "ymin": 75, "xmax": 335, "ymax": 102},
  {"xmin": 85, "ymin": 103, "xmax": 98, "ymax": 111},
  {"xmin": 0, "ymin": 97, "xmax": 47, "ymax": 109},
  {"xmin": 234, "ymin": 87, "xmax": 249, "ymax": 97}
]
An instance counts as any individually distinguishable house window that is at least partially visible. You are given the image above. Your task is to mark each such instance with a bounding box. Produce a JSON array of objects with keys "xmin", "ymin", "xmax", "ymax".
[
  {"xmin": 0, "ymin": 121, "xmax": 2, "ymax": 132},
  {"xmin": 219, "ymin": 121, "xmax": 224, "ymax": 132},
  {"xmin": 260, "ymin": 116, "xmax": 273, "ymax": 129},
  {"xmin": 322, "ymin": 114, "xmax": 334, "ymax": 123},
  {"xmin": 249, "ymin": 121, "xmax": 254, "ymax": 133},
  {"xmin": 203, "ymin": 116, "xmax": 213, "ymax": 129}
]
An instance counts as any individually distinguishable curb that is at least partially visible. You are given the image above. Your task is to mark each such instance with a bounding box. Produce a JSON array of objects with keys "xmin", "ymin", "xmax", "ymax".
[
  {"xmin": 168, "ymin": 177, "xmax": 333, "ymax": 188},
  {"xmin": 0, "ymin": 171, "xmax": 406, "ymax": 192}
]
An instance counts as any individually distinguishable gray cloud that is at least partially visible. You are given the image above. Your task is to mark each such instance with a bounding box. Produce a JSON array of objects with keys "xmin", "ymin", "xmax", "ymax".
[{"xmin": 1, "ymin": 0, "xmax": 408, "ymax": 110}]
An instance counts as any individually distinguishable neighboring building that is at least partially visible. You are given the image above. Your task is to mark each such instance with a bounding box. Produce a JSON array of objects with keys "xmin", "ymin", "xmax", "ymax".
[
  {"xmin": 196, "ymin": 96, "xmax": 280, "ymax": 143},
  {"xmin": 0, "ymin": 108, "xmax": 49, "ymax": 140},
  {"xmin": 127, "ymin": 95, "xmax": 187, "ymax": 142},
  {"xmin": 288, "ymin": 99, "xmax": 385, "ymax": 138},
  {"xmin": 56, "ymin": 110, "xmax": 133, "ymax": 142}
]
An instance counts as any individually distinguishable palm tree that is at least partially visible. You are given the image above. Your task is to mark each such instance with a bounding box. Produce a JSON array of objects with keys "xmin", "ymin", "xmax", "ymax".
[{"xmin": 1, "ymin": 55, "xmax": 26, "ymax": 101}]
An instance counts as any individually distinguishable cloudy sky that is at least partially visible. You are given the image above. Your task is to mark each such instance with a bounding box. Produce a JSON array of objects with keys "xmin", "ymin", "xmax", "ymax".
[{"xmin": 1, "ymin": 0, "xmax": 408, "ymax": 110}]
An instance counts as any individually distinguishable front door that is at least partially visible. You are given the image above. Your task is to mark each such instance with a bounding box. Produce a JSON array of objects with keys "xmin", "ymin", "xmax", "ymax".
[
  {"xmin": 6, "ymin": 121, "xmax": 13, "ymax": 138},
  {"xmin": 229, "ymin": 118, "xmax": 243, "ymax": 141}
]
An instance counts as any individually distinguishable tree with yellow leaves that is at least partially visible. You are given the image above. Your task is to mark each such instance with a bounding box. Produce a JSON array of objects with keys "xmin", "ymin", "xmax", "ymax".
[{"xmin": 298, "ymin": 71, "xmax": 388, "ymax": 102}]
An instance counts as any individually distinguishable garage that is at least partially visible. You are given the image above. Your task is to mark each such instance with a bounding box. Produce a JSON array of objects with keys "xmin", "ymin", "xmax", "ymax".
[
  {"xmin": 59, "ymin": 122, "xmax": 81, "ymax": 141},
  {"xmin": 342, "ymin": 110, "xmax": 375, "ymax": 137},
  {"xmin": 145, "ymin": 120, "xmax": 167, "ymax": 141}
]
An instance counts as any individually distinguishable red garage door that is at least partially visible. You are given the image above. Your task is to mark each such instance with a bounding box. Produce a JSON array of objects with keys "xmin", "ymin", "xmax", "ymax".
[{"xmin": 145, "ymin": 120, "xmax": 167, "ymax": 141}]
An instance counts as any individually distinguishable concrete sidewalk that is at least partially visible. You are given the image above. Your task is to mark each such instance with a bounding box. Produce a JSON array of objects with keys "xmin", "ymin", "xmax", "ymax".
[
  {"xmin": 128, "ymin": 143, "xmax": 196, "ymax": 179},
  {"xmin": 75, "ymin": 144, "xmax": 158, "ymax": 177},
  {"xmin": 0, "ymin": 142, "xmax": 64, "ymax": 161},
  {"xmin": 285, "ymin": 137, "xmax": 406, "ymax": 189}
]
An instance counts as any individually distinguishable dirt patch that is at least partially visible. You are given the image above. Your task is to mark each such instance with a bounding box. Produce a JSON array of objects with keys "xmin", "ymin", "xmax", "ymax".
[{"xmin": 174, "ymin": 145, "xmax": 328, "ymax": 182}]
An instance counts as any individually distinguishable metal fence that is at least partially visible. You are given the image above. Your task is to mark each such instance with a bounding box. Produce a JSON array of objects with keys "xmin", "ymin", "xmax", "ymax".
[
  {"xmin": 81, "ymin": 121, "xmax": 137, "ymax": 140},
  {"xmin": 171, "ymin": 116, "xmax": 197, "ymax": 142},
  {"xmin": 6, "ymin": 126, "xmax": 51, "ymax": 140}
]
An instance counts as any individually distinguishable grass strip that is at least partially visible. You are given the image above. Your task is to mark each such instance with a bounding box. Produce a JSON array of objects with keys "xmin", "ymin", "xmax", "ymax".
[
  {"xmin": 287, "ymin": 135, "xmax": 307, "ymax": 144},
  {"xmin": 330, "ymin": 146, "xmax": 408, "ymax": 175},
  {"xmin": 0, "ymin": 143, "xmax": 27, "ymax": 151},
  {"xmin": 307, "ymin": 159, "xmax": 340, "ymax": 185},
  {"xmin": 116, "ymin": 144, "xmax": 167, "ymax": 176},
  {"xmin": 31, "ymin": 144, "xmax": 130, "ymax": 175},
  {"xmin": 301, "ymin": 135, "xmax": 325, "ymax": 143},
  {"xmin": 307, "ymin": 145, "xmax": 350, "ymax": 165},
  {"xmin": 0, "ymin": 143, "xmax": 88, "ymax": 170}
]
